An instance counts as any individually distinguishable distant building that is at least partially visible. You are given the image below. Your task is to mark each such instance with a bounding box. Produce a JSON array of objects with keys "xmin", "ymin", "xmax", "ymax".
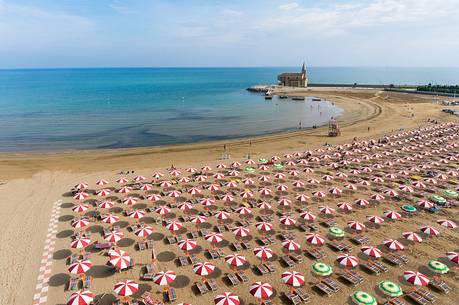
[{"xmin": 277, "ymin": 63, "xmax": 308, "ymax": 87}]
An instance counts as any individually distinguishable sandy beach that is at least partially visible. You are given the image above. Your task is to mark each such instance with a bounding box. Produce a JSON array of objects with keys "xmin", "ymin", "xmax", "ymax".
[{"xmin": 0, "ymin": 87, "xmax": 458, "ymax": 305}]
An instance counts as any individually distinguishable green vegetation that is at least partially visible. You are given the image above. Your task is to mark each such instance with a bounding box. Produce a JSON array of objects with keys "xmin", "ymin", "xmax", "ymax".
[{"xmin": 417, "ymin": 84, "xmax": 459, "ymax": 94}]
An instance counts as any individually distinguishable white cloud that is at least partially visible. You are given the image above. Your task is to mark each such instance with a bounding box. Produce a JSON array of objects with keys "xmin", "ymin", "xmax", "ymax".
[
  {"xmin": 109, "ymin": 1, "xmax": 137, "ymax": 15},
  {"xmin": 221, "ymin": 9, "xmax": 243, "ymax": 17},
  {"xmin": 279, "ymin": 2, "xmax": 299, "ymax": 11}
]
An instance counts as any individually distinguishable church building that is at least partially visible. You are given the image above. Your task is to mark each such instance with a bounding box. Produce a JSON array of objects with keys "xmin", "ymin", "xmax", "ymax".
[{"xmin": 277, "ymin": 63, "xmax": 308, "ymax": 87}]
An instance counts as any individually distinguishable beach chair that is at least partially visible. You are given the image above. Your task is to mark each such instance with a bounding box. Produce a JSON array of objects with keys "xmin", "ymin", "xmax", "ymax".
[
  {"xmin": 383, "ymin": 297, "xmax": 406, "ymax": 305},
  {"xmin": 294, "ymin": 288, "xmax": 310, "ymax": 303},
  {"xmin": 188, "ymin": 254, "xmax": 199, "ymax": 264},
  {"xmin": 328, "ymin": 242, "xmax": 345, "ymax": 252},
  {"xmin": 280, "ymin": 255, "xmax": 295, "ymax": 267},
  {"xmin": 141, "ymin": 273, "xmax": 154, "ymax": 281},
  {"xmin": 145, "ymin": 264, "xmax": 154, "ymax": 274},
  {"xmin": 289, "ymin": 252, "xmax": 303, "ymax": 263},
  {"xmin": 285, "ymin": 291, "xmax": 302, "ymax": 305},
  {"xmin": 352, "ymin": 235, "xmax": 369, "ymax": 244},
  {"xmin": 314, "ymin": 282, "xmax": 334, "ymax": 297},
  {"xmin": 264, "ymin": 262, "xmax": 276, "ymax": 273},
  {"xmin": 216, "ymin": 225, "xmax": 226, "ymax": 233},
  {"xmin": 216, "ymin": 249, "xmax": 225, "ymax": 257},
  {"xmin": 300, "ymin": 224, "xmax": 311, "ymax": 232},
  {"xmin": 258, "ymin": 237, "xmax": 269, "ymax": 246},
  {"xmin": 195, "ymin": 281, "xmax": 208, "ymax": 294},
  {"xmin": 167, "ymin": 287, "xmax": 177, "ymax": 302},
  {"xmin": 236, "ymin": 270, "xmax": 248, "ymax": 283},
  {"xmin": 167, "ymin": 236, "xmax": 177, "ymax": 244},
  {"xmin": 416, "ymin": 288, "xmax": 436, "ymax": 302},
  {"xmin": 146, "ymin": 239, "xmax": 154, "ymax": 249},
  {"xmin": 339, "ymin": 272, "xmax": 360, "ymax": 286},
  {"xmin": 69, "ymin": 253, "xmax": 79, "ymax": 265},
  {"xmin": 82, "ymin": 275, "xmax": 92, "ymax": 289},
  {"xmin": 67, "ymin": 275, "xmax": 78, "ymax": 291},
  {"xmin": 112, "ymin": 225, "xmax": 121, "ymax": 232},
  {"xmin": 372, "ymin": 261, "xmax": 389, "ymax": 272},
  {"xmin": 261, "ymin": 300, "xmax": 274, "ymax": 305},
  {"xmin": 348, "ymin": 270, "xmax": 364, "ymax": 283},
  {"xmin": 227, "ymin": 273, "xmax": 240, "ymax": 286},
  {"xmin": 141, "ymin": 292, "xmax": 158, "ymax": 305},
  {"xmin": 242, "ymin": 241, "xmax": 251, "ymax": 249},
  {"xmin": 393, "ymin": 253, "xmax": 408, "ymax": 264},
  {"xmin": 206, "ymin": 278, "xmax": 218, "ymax": 291},
  {"xmin": 199, "ymin": 228, "xmax": 208, "ymax": 236},
  {"xmin": 190, "ymin": 231, "xmax": 199, "ymax": 239},
  {"xmin": 232, "ymin": 242, "xmax": 243, "ymax": 251},
  {"xmin": 178, "ymin": 256, "xmax": 188, "ymax": 266},
  {"xmin": 406, "ymin": 292, "xmax": 430, "ymax": 305},
  {"xmin": 208, "ymin": 249, "xmax": 218, "ymax": 259},
  {"xmin": 305, "ymin": 248, "xmax": 323, "ymax": 260},
  {"xmin": 322, "ymin": 278, "xmax": 340, "ymax": 292},
  {"xmin": 321, "ymin": 219, "xmax": 336, "ymax": 227},
  {"xmin": 267, "ymin": 236, "xmax": 276, "ymax": 244},
  {"xmin": 362, "ymin": 262, "xmax": 381, "ymax": 274},
  {"xmin": 137, "ymin": 242, "xmax": 146, "ymax": 251},
  {"xmin": 384, "ymin": 254, "xmax": 403, "ymax": 266},
  {"xmin": 429, "ymin": 279, "xmax": 450, "ymax": 294},
  {"xmin": 256, "ymin": 263, "xmax": 269, "ymax": 275},
  {"xmin": 175, "ymin": 234, "xmax": 184, "ymax": 243}
]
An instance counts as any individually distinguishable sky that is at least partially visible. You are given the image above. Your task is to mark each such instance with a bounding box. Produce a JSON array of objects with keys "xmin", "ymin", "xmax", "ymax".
[{"xmin": 0, "ymin": 0, "xmax": 458, "ymax": 68}]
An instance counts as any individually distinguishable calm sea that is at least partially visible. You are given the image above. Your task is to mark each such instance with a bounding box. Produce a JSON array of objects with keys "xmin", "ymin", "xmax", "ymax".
[{"xmin": 0, "ymin": 67, "xmax": 458, "ymax": 152}]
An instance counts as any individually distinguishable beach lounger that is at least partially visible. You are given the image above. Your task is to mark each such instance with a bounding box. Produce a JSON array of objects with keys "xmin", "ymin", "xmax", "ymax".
[
  {"xmin": 141, "ymin": 273, "xmax": 154, "ymax": 280},
  {"xmin": 321, "ymin": 219, "xmax": 336, "ymax": 227},
  {"xmin": 267, "ymin": 236, "xmax": 276, "ymax": 244},
  {"xmin": 216, "ymin": 225, "xmax": 226, "ymax": 233},
  {"xmin": 216, "ymin": 249, "xmax": 225, "ymax": 257},
  {"xmin": 300, "ymin": 224, "xmax": 312, "ymax": 232},
  {"xmin": 190, "ymin": 231, "xmax": 199, "ymax": 239},
  {"xmin": 416, "ymin": 288, "xmax": 436, "ymax": 302},
  {"xmin": 146, "ymin": 240, "xmax": 154, "ymax": 249},
  {"xmin": 280, "ymin": 255, "xmax": 296, "ymax": 267},
  {"xmin": 167, "ymin": 287, "xmax": 177, "ymax": 302},
  {"xmin": 322, "ymin": 278, "xmax": 340, "ymax": 292},
  {"xmin": 382, "ymin": 297, "xmax": 406, "ymax": 305},
  {"xmin": 227, "ymin": 273, "xmax": 240, "ymax": 286},
  {"xmin": 242, "ymin": 241, "xmax": 251, "ymax": 249},
  {"xmin": 199, "ymin": 228, "xmax": 208, "ymax": 236},
  {"xmin": 176, "ymin": 234, "xmax": 185, "ymax": 243},
  {"xmin": 145, "ymin": 264, "xmax": 154, "ymax": 274},
  {"xmin": 256, "ymin": 263, "xmax": 270, "ymax": 275},
  {"xmin": 261, "ymin": 300, "xmax": 274, "ymax": 305},
  {"xmin": 294, "ymin": 288, "xmax": 310, "ymax": 303},
  {"xmin": 206, "ymin": 278, "xmax": 218, "ymax": 291},
  {"xmin": 178, "ymin": 256, "xmax": 188, "ymax": 266},
  {"xmin": 384, "ymin": 254, "xmax": 403, "ymax": 266},
  {"xmin": 429, "ymin": 279, "xmax": 450, "ymax": 294},
  {"xmin": 82, "ymin": 275, "xmax": 92, "ymax": 289},
  {"xmin": 94, "ymin": 242, "xmax": 113, "ymax": 249},
  {"xmin": 112, "ymin": 225, "xmax": 121, "ymax": 232},
  {"xmin": 141, "ymin": 291, "xmax": 162, "ymax": 305},
  {"xmin": 232, "ymin": 242, "xmax": 243, "ymax": 251},
  {"xmin": 362, "ymin": 262, "xmax": 381, "ymax": 274},
  {"xmin": 208, "ymin": 249, "xmax": 219, "ymax": 259},
  {"xmin": 167, "ymin": 236, "xmax": 177, "ymax": 244},
  {"xmin": 406, "ymin": 292, "xmax": 430, "ymax": 305},
  {"xmin": 137, "ymin": 242, "xmax": 146, "ymax": 251},
  {"xmin": 67, "ymin": 275, "xmax": 78, "ymax": 290},
  {"xmin": 314, "ymin": 282, "xmax": 334, "ymax": 297},
  {"xmin": 258, "ymin": 237, "xmax": 270, "ymax": 246},
  {"xmin": 348, "ymin": 270, "xmax": 364, "ymax": 283},
  {"xmin": 392, "ymin": 253, "xmax": 408, "ymax": 264},
  {"xmin": 188, "ymin": 254, "xmax": 199, "ymax": 264},
  {"xmin": 305, "ymin": 248, "xmax": 324, "ymax": 260},
  {"xmin": 352, "ymin": 235, "xmax": 369, "ymax": 244},
  {"xmin": 69, "ymin": 253, "xmax": 79, "ymax": 265},
  {"xmin": 339, "ymin": 273, "xmax": 361, "ymax": 286},
  {"xmin": 195, "ymin": 281, "xmax": 208, "ymax": 294},
  {"xmin": 236, "ymin": 270, "xmax": 248, "ymax": 283},
  {"xmin": 285, "ymin": 291, "xmax": 302, "ymax": 305},
  {"xmin": 289, "ymin": 252, "xmax": 303, "ymax": 263},
  {"xmin": 372, "ymin": 261, "xmax": 389, "ymax": 272}
]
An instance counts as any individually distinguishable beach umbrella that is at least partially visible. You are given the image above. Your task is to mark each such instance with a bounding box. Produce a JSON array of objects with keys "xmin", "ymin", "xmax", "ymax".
[
  {"xmin": 114, "ymin": 280, "xmax": 138, "ymax": 298},
  {"xmin": 378, "ymin": 280, "xmax": 403, "ymax": 297},
  {"xmin": 279, "ymin": 215, "xmax": 297, "ymax": 226},
  {"xmin": 71, "ymin": 218, "xmax": 90, "ymax": 229},
  {"xmin": 383, "ymin": 189, "xmax": 399, "ymax": 197},
  {"xmin": 67, "ymin": 290, "xmax": 94, "ymax": 305},
  {"xmin": 221, "ymin": 193, "xmax": 234, "ymax": 202},
  {"xmin": 146, "ymin": 193, "xmax": 162, "ymax": 202},
  {"xmin": 249, "ymin": 282, "xmax": 273, "ymax": 300},
  {"xmin": 153, "ymin": 271, "xmax": 177, "ymax": 286},
  {"xmin": 118, "ymin": 186, "xmax": 132, "ymax": 194},
  {"xmin": 196, "ymin": 175, "xmax": 208, "ymax": 182},
  {"xmin": 134, "ymin": 226, "xmax": 154, "ymax": 238},
  {"xmin": 312, "ymin": 191, "xmax": 327, "ymax": 198},
  {"xmin": 437, "ymin": 219, "xmax": 457, "ymax": 229},
  {"xmin": 123, "ymin": 196, "xmax": 138, "ymax": 205},
  {"xmin": 303, "ymin": 168, "xmax": 314, "ymax": 174},
  {"xmin": 275, "ymin": 173, "xmax": 286, "ymax": 179},
  {"xmin": 169, "ymin": 169, "xmax": 181, "ymax": 177},
  {"xmin": 329, "ymin": 187, "xmax": 342, "ymax": 195},
  {"xmin": 311, "ymin": 262, "xmax": 332, "ymax": 277},
  {"xmin": 292, "ymin": 180, "xmax": 304, "ymax": 188},
  {"xmin": 98, "ymin": 200, "xmax": 114, "ymax": 209},
  {"xmin": 295, "ymin": 194, "xmax": 310, "ymax": 202},
  {"xmin": 420, "ymin": 225, "xmax": 440, "ymax": 236},
  {"xmin": 366, "ymin": 215, "xmax": 384, "ymax": 224},
  {"xmin": 140, "ymin": 183, "xmax": 153, "ymax": 192},
  {"xmin": 215, "ymin": 211, "xmax": 231, "ymax": 221},
  {"xmin": 281, "ymin": 271, "xmax": 305, "ymax": 287},
  {"xmin": 193, "ymin": 262, "xmax": 215, "ymax": 279},
  {"xmin": 207, "ymin": 183, "xmax": 220, "ymax": 191},
  {"xmin": 446, "ymin": 251, "xmax": 459, "ymax": 264},
  {"xmin": 337, "ymin": 202, "xmax": 353, "ymax": 211},
  {"xmin": 255, "ymin": 222, "xmax": 273, "ymax": 232},
  {"xmin": 300, "ymin": 211, "xmax": 316, "ymax": 221},
  {"xmin": 110, "ymin": 250, "xmax": 132, "ymax": 270},
  {"xmin": 319, "ymin": 206, "xmax": 335, "ymax": 215},
  {"xmin": 360, "ymin": 246, "xmax": 382, "ymax": 258},
  {"xmin": 282, "ymin": 239, "xmax": 301, "ymax": 251},
  {"xmin": 402, "ymin": 231, "xmax": 423, "ymax": 243},
  {"xmin": 305, "ymin": 233, "xmax": 325, "ymax": 246},
  {"xmin": 104, "ymin": 231, "xmax": 124, "ymax": 243},
  {"xmin": 336, "ymin": 254, "xmax": 359, "ymax": 268},
  {"xmin": 278, "ymin": 198, "xmax": 292, "ymax": 206},
  {"xmin": 134, "ymin": 175, "xmax": 146, "ymax": 182},
  {"xmin": 236, "ymin": 206, "xmax": 252, "ymax": 215},
  {"xmin": 401, "ymin": 205, "xmax": 417, "ymax": 213},
  {"xmin": 159, "ymin": 180, "xmax": 172, "ymax": 188},
  {"xmin": 328, "ymin": 227, "xmax": 345, "ymax": 238},
  {"xmin": 165, "ymin": 220, "xmax": 182, "ymax": 232},
  {"xmin": 155, "ymin": 206, "xmax": 171, "ymax": 215},
  {"xmin": 229, "ymin": 170, "xmax": 240, "ymax": 177},
  {"xmin": 253, "ymin": 246, "xmax": 273, "ymax": 260},
  {"xmin": 200, "ymin": 197, "xmax": 215, "ymax": 207},
  {"xmin": 129, "ymin": 210, "xmax": 145, "ymax": 219},
  {"xmin": 370, "ymin": 193, "xmax": 385, "ymax": 201},
  {"xmin": 257, "ymin": 201, "xmax": 272, "ymax": 210},
  {"xmin": 351, "ymin": 291, "xmax": 377, "ymax": 305},
  {"xmin": 214, "ymin": 292, "xmax": 240, "ymax": 305},
  {"xmin": 242, "ymin": 178, "xmax": 255, "ymax": 185},
  {"xmin": 344, "ymin": 183, "xmax": 357, "ymax": 190},
  {"xmin": 384, "ymin": 210, "xmax": 401, "ymax": 220},
  {"xmin": 359, "ymin": 180, "xmax": 371, "ymax": 187},
  {"xmin": 73, "ymin": 192, "xmax": 89, "ymax": 201},
  {"xmin": 403, "ymin": 271, "xmax": 430, "ymax": 286},
  {"xmin": 189, "ymin": 187, "xmax": 202, "ymax": 196},
  {"xmin": 213, "ymin": 173, "xmax": 225, "ymax": 180},
  {"xmin": 190, "ymin": 215, "xmax": 207, "ymax": 225},
  {"xmin": 427, "ymin": 260, "xmax": 449, "ymax": 274},
  {"xmin": 168, "ymin": 190, "xmax": 182, "ymax": 198},
  {"xmin": 178, "ymin": 239, "xmax": 197, "ymax": 252},
  {"xmin": 101, "ymin": 214, "xmax": 119, "ymax": 224},
  {"xmin": 225, "ymin": 254, "xmax": 246, "ymax": 268},
  {"xmin": 348, "ymin": 221, "xmax": 365, "ymax": 231},
  {"xmin": 354, "ymin": 199, "xmax": 369, "ymax": 206},
  {"xmin": 258, "ymin": 175, "xmax": 270, "ymax": 183},
  {"xmin": 68, "ymin": 259, "xmax": 93, "ymax": 274},
  {"xmin": 233, "ymin": 226, "xmax": 250, "ymax": 238},
  {"xmin": 205, "ymin": 232, "xmax": 224, "ymax": 244},
  {"xmin": 96, "ymin": 179, "xmax": 109, "ymax": 186},
  {"xmin": 70, "ymin": 237, "xmax": 91, "ymax": 249},
  {"xmin": 417, "ymin": 200, "xmax": 434, "ymax": 209},
  {"xmin": 240, "ymin": 189, "xmax": 253, "ymax": 199},
  {"xmin": 96, "ymin": 189, "xmax": 111, "ymax": 197},
  {"xmin": 72, "ymin": 203, "xmax": 90, "ymax": 213},
  {"xmin": 308, "ymin": 178, "xmax": 320, "ymax": 185},
  {"xmin": 152, "ymin": 172, "xmax": 164, "ymax": 179},
  {"xmin": 258, "ymin": 187, "xmax": 272, "ymax": 196},
  {"xmin": 178, "ymin": 201, "xmax": 193, "ymax": 212},
  {"xmin": 258, "ymin": 165, "xmax": 269, "ymax": 171},
  {"xmin": 383, "ymin": 239, "xmax": 404, "ymax": 251}
]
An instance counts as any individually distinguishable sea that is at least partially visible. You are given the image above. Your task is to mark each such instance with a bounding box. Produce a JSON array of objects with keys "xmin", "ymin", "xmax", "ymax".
[{"xmin": 1, "ymin": 67, "xmax": 458, "ymax": 152}]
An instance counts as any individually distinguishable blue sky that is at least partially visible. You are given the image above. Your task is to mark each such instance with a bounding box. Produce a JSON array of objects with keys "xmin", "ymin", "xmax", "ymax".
[{"xmin": 0, "ymin": 0, "xmax": 458, "ymax": 68}]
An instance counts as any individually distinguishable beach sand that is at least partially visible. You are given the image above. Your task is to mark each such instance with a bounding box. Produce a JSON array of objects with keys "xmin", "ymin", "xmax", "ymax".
[{"xmin": 0, "ymin": 87, "xmax": 458, "ymax": 305}]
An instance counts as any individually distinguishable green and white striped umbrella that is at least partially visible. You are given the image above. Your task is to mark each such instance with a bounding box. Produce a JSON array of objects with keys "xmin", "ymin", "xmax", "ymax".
[
  {"xmin": 244, "ymin": 167, "xmax": 256, "ymax": 173},
  {"xmin": 378, "ymin": 280, "xmax": 403, "ymax": 297},
  {"xmin": 427, "ymin": 260, "xmax": 449, "ymax": 274},
  {"xmin": 401, "ymin": 205, "xmax": 416, "ymax": 213},
  {"xmin": 444, "ymin": 190, "xmax": 458, "ymax": 198},
  {"xmin": 328, "ymin": 227, "xmax": 345, "ymax": 238},
  {"xmin": 273, "ymin": 163, "xmax": 283, "ymax": 169},
  {"xmin": 351, "ymin": 291, "xmax": 377, "ymax": 305},
  {"xmin": 430, "ymin": 195, "xmax": 446, "ymax": 203},
  {"xmin": 258, "ymin": 158, "xmax": 268, "ymax": 164},
  {"xmin": 311, "ymin": 262, "xmax": 332, "ymax": 277}
]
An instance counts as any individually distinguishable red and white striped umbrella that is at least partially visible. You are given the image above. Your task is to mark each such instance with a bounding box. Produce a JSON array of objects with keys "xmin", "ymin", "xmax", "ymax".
[
  {"xmin": 231, "ymin": 161, "xmax": 241, "ymax": 168},
  {"xmin": 417, "ymin": 200, "xmax": 434, "ymax": 209},
  {"xmin": 193, "ymin": 262, "xmax": 215, "ymax": 276},
  {"xmin": 221, "ymin": 193, "xmax": 234, "ymax": 202},
  {"xmin": 207, "ymin": 183, "xmax": 220, "ymax": 191},
  {"xmin": 226, "ymin": 181, "xmax": 238, "ymax": 188},
  {"xmin": 165, "ymin": 220, "xmax": 182, "ymax": 232},
  {"xmin": 344, "ymin": 183, "xmax": 357, "ymax": 190},
  {"xmin": 255, "ymin": 222, "xmax": 273, "ymax": 232},
  {"xmin": 370, "ymin": 193, "xmax": 384, "ymax": 201},
  {"xmin": 257, "ymin": 202, "xmax": 272, "ymax": 210},
  {"xmin": 96, "ymin": 189, "xmax": 111, "ymax": 197},
  {"xmin": 275, "ymin": 173, "xmax": 286, "ymax": 179},
  {"xmin": 359, "ymin": 180, "xmax": 371, "ymax": 187},
  {"xmin": 249, "ymin": 282, "xmax": 273, "ymax": 299},
  {"xmin": 169, "ymin": 169, "xmax": 181, "ymax": 177},
  {"xmin": 300, "ymin": 211, "xmax": 316, "ymax": 221},
  {"xmin": 347, "ymin": 221, "xmax": 365, "ymax": 231},
  {"xmin": 146, "ymin": 193, "xmax": 162, "ymax": 202},
  {"xmin": 101, "ymin": 214, "xmax": 119, "ymax": 224},
  {"xmin": 329, "ymin": 187, "xmax": 342, "ymax": 195},
  {"xmin": 67, "ymin": 290, "xmax": 94, "ymax": 305},
  {"xmin": 213, "ymin": 173, "xmax": 226, "ymax": 180},
  {"xmin": 308, "ymin": 178, "xmax": 320, "ymax": 184},
  {"xmin": 118, "ymin": 186, "xmax": 132, "ymax": 194},
  {"xmin": 189, "ymin": 187, "xmax": 202, "ymax": 196},
  {"xmin": 109, "ymin": 252, "xmax": 132, "ymax": 270},
  {"xmin": 71, "ymin": 218, "xmax": 90, "ymax": 229},
  {"xmin": 292, "ymin": 180, "xmax": 304, "ymax": 188},
  {"xmin": 319, "ymin": 206, "xmax": 335, "ymax": 215},
  {"xmin": 253, "ymin": 246, "xmax": 274, "ymax": 259},
  {"xmin": 258, "ymin": 175, "xmax": 270, "ymax": 183},
  {"xmin": 424, "ymin": 178, "xmax": 437, "ymax": 184},
  {"xmin": 312, "ymin": 191, "xmax": 326, "ymax": 198},
  {"xmin": 337, "ymin": 202, "xmax": 353, "ymax": 211},
  {"xmin": 383, "ymin": 239, "xmax": 404, "ymax": 251},
  {"xmin": 73, "ymin": 192, "xmax": 89, "ymax": 201},
  {"xmin": 240, "ymin": 190, "xmax": 253, "ymax": 199},
  {"xmin": 336, "ymin": 254, "xmax": 359, "ymax": 267},
  {"xmin": 354, "ymin": 199, "xmax": 369, "ymax": 206},
  {"xmin": 446, "ymin": 252, "xmax": 458, "ymax": 264},
  {"xmin": 140, "ymin": 184, "xmax": 153, "ymax": 191},
  {"xmin": 242, "ymin": 178, "xmax": 255, "ymax": 185},
  {"xmin": 178, "ymin": 202, "xmax": 193, "ymax": 212},
  {"xmin": 215, "ymin": 211, "xmax": 231, "ymax": 220},
  {"xmin": 305, "ymin": 233, "xmax": 325, "ymax": 246},
  {"xmin": 98, "ymin": 200, "xmax": 114, "ymax": 209},
  {"xmin": 258, "ymin": 165, "xmax": 270, "ymax": 171},
  {"xmin": 216, "ymin": 163, "xmax": 227, "ymax": 169},
  {"xmin": 233, "ymin": 226, "xmax": 250, "ymax": 237},
  {"xmin": 295, "ymin": 194, "xmax": 310, "ymax": 202},
  {"xmin": 190, "ymin": 215, "xmax": 207, "ymax": 224},
  {"xmin": 96, "ymin": 179, "xmax": 109, "ymax": 186},
  {"xmin": 399, "ymin": 185, "xmax": 414, "ymax": 193},
  {"xmin": 281, "ymin": 271, "xmax": 305, "ymax": 287},
  {"xmin": 152, "ymin": 172, "xmax": 164, "ymax": 179},
  {"xmin": 412, "ymin": 181, "xmax": 426, "ymax": 189},
  {"xmin": 236, "ymin": 207, "xmax": 252, "ymax": 215},
  {"xmin": 72, "ymin": 203, "xmax": 90, "ymax": 213},
  {"xmin": 68, "ymin": 259, "xmax": 93, "ymax": 274},
  {"xmin": 282, "ymin": 239, "xmax": 301, "ymax": 251},
  {"xmin": 129, "ymin": 210, "xmax": 145, "ymax": 219},
  {"xmin": 402, "ymin": 232, "xmax": 423, "ymax": 243},
  {"xmin": 245, "ymin": 159, "xmax": 256, "ymax": 165},
  {"xmin": 437, "ymin": 219, "xmax": 457, "ymax": 229},
  {"xmin": 420, "ymin": 225, "xmax": 440, "ymax": 236},
  {"xmin": 196, "ymin": 175, "xmax": 208, "ymax": 182},
  {"xmin": 258, "ymin": 187, "xmax": 272, "ymax": 196},
  {"xmin": 278, "ymin": 198, "xmax": 292, "ymax": 206},
  {"xmin": 403, "ymin": 271, "xmax": 429, "ymax": 286},
  {"xmin": 160, "ymin": 180, "xmax": 172, "ymax": 188},
  {"xmin": 187, "ymin": 167, "xmax": 198, "ymax": 173},
  {"xmin": 384, "ymin": 189, "xmax": 399, "ymax": 197},
  {"xmin": 360, "ymin": 246, "xmax": 382, "ymax": 258},
  {"xmin": 276, "ymin": 184, "xmax": 289, "ymax": 192},
  {"xmin": 153, "ymin": 271, "xmax": 177, "ymax": 286},
  {"xmin": 372, "ymin": 177, "xmax": 384, "ymax": 183},
  {"xmin": 123, "ymin": 196, "xmax": 138, "ymax": 205},
  {"xmin": 116, "ymin": 177, "xmax": 129, "ymax": 184},
  {"xmin": 228, "ymin": 170, "xmax": 240, "ymax": 177},
  {"xmin": 114, "ymin": 280, "xmax": 138, "ymax": 297},
  {"xmin": 366, "ymin": 215, "xmax": 384, "ymax": 224},
  {"xmin": 336, "ymin": 172, "xmax": 349, "ymax": 178},
  {"xmin": 104, "ymin": 231, "xmax": 124, "ymax": 243},
  {"xmin": 134, "ymin": 226, "xmax": 154, "ymax": 238},
  {"xmin": 70, "ymin": 237, "xmax": 91, "ymax": 249},
  {"xmin": 214, "ymin": 292, "xmax": 240, "ymax": 305},
  {"xmin": 155, "ymin": 206, "xmax": 171, "ymax": 215},
  {"xmin": 178, "ymin": 239, "xmax": 197, "ymax": 251},
  {"xmin": 205, "ymin": 232, "xmax": 224, "ymax": 244},
  {"xmin": 279, "ymin": 215, "xmax": 296, "ymax": 226},
  {"xmin": 134, "ymin": 175, "xmax": 146, "ymax": 182},
  {"xmin": 322, "ymin": 175, "xmax": 334, "ymax": 181},
  {"xmin": 384, "ymin": 210, "xmax": 401, "ymax": 220},
  {"xmin": 168, "ymin": 190, "xmax": 182, "ymax": 198},
  {"xmin": 200, "ymin": 197, "xmax": 216, "ymax": 206},
  {"xmin": 225, "ymin": 254, "xmax": 246, "ymax": 267}
]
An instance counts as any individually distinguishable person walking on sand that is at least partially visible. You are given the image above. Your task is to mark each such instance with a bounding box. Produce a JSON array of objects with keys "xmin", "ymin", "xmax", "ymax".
[{"xmin": 367, "ymin": 126, "xmax": 370, "ymax": 132}]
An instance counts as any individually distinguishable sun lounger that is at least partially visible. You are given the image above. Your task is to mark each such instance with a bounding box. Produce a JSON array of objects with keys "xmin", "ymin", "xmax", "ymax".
[
  {"xmin": 167, "ymin": 287, "xmax": 177, "ymax": 302},
  {"xmin": 206, "ymin": 278, "xmax": 218, "ymax": 291},
  {"xmin": 289, "ymin": 252, "xmax": 303, "ymax": 263},
  {"xmin": 285, "ymin": 291, "xmax": 302, "ymax": 305},
  {"xmin": 264, "ymin": 262, "xmax": 276, "ymax": 273},
  {"xmin": 167, "ymin": 236, "xmax": 177, "ymax": 244},
  {"xmin": 141, "ymin": 273, "xmax": 154, "ymax": 280},
  {"xmin": 429, "ymin": 279, "xmax": 450, "ymax": 294},
  {"xmin": 208, "ymin": 249, "xmax": 219, "ymax": 259},
  {"xmin": 384, "ymin": 254, "xmax": 403, "ymax": 266},
  {"xmin": 216, "ymin": 225, "xmax": 227, "ymax": 233},
  {"xmin": 392, "ymin": 253, "xmax": 408, "ymax": 264},
  {"xmin": 372, "ymin": 261, "xmax": 389, "ymax": 272},
  {"xmin": 406, "ymin": 292, "xmax": 430, "ymax": 305},
  {"xmin": 314, "ymin": 282, "xmax": 334, "ymax": 297},
  {"xmin": 362, "ymin": 262, "xmax": 381, "ymax": 274},
  {"xmin": 294, "ymin": 288, "xmax": 310, "ymax": 303},
  {"xmin": 322, "ymin": 278, "xmax": 340, "ymax": 292},
  {"xmin": 305, "ymin": 248, "xmax": 325, "ymax": 260},
  {"xmin": 261, "ymin": 300, "xmax": 274, "ymax": 305},
  {"xmin": 328, "ymin": 242, "xmax": 352, "ymax": 252},
  {"xmin": 146, "ymin": 239, "xmax": 154, "ymax": 249},
  {"xmin": 199, "ymin": 228, "xmax": 209, "ymax": 236},
  {"xmin": 216, "ymin": 249, "xmax": 225, "ymax": 256},
  {"xmin": 321, "ymin": 219, "xmax": 336, "ymax": 227},
  {"xmin": 242, "ymin": 241, "xmax": 251, "ymax": 249},
  {"xmin": 195, "ymin": 281, "xmax": 208, "ymax": 294},
  {"xmin": 227, "ymin": 273, "xmax": 240, "ymax": 286},
  {"xmin": 94, "ymin": 242, "xmax": 113, "ymax": 249},
  {"xmin": 256, "ymin": 263, "xmax": 270, "ymax": 275},
  {"xmin": 232, "ymin": 242, "xmax": 243, "ymax": 251},
  {"xmin": 145, "ymin": 264, "xmax": 154, "ymax": 274},
  {"xmin": 178, "ymin": 256, "xmax": 188, "ymax": 266},
  {"xmin": 266, "ymin": 236, "xmax": 276, "ymax": 244},
  {"xmin": 280, "ymin": 255, "xmax": 296, "ymax": 267},
  {"xmin": 176, "ymin": 234, "xmax": 185, "ymax": 243},
  {"xmin": 416, "ymin": 288, "xmax": 436, "ymax": 302},
  {"xmin": 382, "ymin": 297, "xmax": 406, "ymax": 305},
  {"xmin": 352, "ymin": 235, "xmax": 369, "ymax": 244},
  {"xmin": 67, "ymin": 275, "xmax": 78, "ymax": 290},
  {"xmin": 69, "ymin": 253, "xmax": 79, "ymax": 265},
  {"xmin": 188, "ymin": 254, "xmax": 199, "ymax": 264},
  {"xmin": 137, "ymin": 242, "xmax": 146, "ymax": 251},
  {"xmin": 82, "ymin": 275, "xmax": 92, "ymax": 289},
  {"xmin": 112, "ymin": 225, "xmax": 121, "ymax": 232},
  {"xmin": 236, "ymin": 270, "xmax": 248, "ymax": 282},
  {"xmin": 258, "ymin": 237, "xmax": 270, "ymax": 246},
  {"xmin": 339, "ymin": 272, "xmax": 361, "ymax": 286},
  {"xmin": 190, "ymin": 231, "xmax": 199, "ymax": 239},
  {"xmin": 141, "ymin": 291, "xmax": 163, "ymax": 305}
]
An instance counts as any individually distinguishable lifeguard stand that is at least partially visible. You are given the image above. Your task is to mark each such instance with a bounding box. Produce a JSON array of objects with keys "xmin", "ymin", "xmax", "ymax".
[{"xmin": 328, "ymin": 117, "xmax": 340, "ymax": 137}]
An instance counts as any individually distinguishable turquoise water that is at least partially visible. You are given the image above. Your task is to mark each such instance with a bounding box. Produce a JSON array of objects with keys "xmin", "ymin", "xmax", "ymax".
[{"xmin": 1, "ymin": 67, "xmax": 458, "ymax": 151}]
